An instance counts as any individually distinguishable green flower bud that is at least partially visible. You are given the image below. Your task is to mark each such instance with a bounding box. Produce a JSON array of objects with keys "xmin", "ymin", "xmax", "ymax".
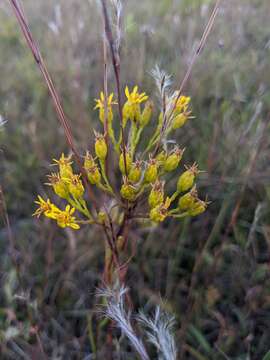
[
  {"xmin": 67, "ymin": 174, "xmax": 84, "ymax": 198},
  {"xmin": 98, "ymin": 211, "xmax": 107, "ymax": 224},
  {"xmin": 128, "ymin": 161, "xmax": 142, "ymax": 183},
  {"xmin": 120, "ymin": 180, "xmax": 137, "ymax": 201},
  {"xmin": 144, "ymin": 159, "xmax": 158, "ymax": 184},
  {"xmin": 148, "ymin": 181, "xmax": 164, "ymax": 208},
  {"xmin": 156, "ymin": 151, "xmax": 167, "ymax": 167},
  {"xmin": 149, "ymin": 197, "xmax": 171, "ymax": 223},
  {"xmin": 188, "ymin": 199, "xmax": 207, "ymax": 216},
  {"xmin": 87, "ymin": 166, "xmax": 101, "ymax": 185},
  {"xmin": 177, "ymin": 164, "xmax": 199, "ymax": 193},
  {"xmin": 172, "ymin": 113, "xmax": 188, "ymax": 130},
  {"xmin": 178, "ymin": 187, "xmax": 197, "ymax": 210},
  {"xmin": 84, "ymin": 151, "xmax": 95, "ymax": 171},
  {"xmin": 47, "ymin": 173, "xmax": 69, "ymax": 199},
  {"xmin": 94, "ymin": 133, "xmax": 107, "ymax": 160},
  {"xmin": 164, "ymin": 147, "xmax": 184, "ymax": 172}
]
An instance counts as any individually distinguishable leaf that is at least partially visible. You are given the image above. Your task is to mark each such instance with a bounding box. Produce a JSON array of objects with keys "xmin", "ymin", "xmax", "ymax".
[{"xmin": 262, "ymin": 350, "xmax": 270, "ymax": 360}]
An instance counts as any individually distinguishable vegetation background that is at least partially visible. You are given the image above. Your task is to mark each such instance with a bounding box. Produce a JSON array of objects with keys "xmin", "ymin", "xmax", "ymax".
[{"xmin": 0, "ymin": 0, "xmax": 270, "ymax": 358}]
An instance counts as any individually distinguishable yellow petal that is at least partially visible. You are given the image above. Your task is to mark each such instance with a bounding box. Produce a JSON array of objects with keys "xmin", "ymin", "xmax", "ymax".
[
  {"xmin": 70, "ymin": 223, "xmax": 80, "ymax": 230},
  {"xmin": 125, "ymin": 86, "xmax": 130, "ymax": 98}
]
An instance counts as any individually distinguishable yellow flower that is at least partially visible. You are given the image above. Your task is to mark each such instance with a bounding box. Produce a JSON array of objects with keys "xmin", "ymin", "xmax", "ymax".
[
  {"xmin": 123, "ymin": 86, "xmax": 148, "ymax": 123},
  {"xmin": 55, "ymin": 205, "xmax": 80, "ymax": 229},
  {"xmin": 53, "ymin": 153, "xmax": 73, "ymax": 179},
  {"xmin": 47, "ymin": 173, "xmax": 69, "ymax": 199},
  {"xmin": 174, "ymin": 94, "xmax": 191, "ymax": 114},
  {"xmin": 33, "ymin": 195, "xmax": 60, "ymax": 219},
  {"xmin": 65, "ymin": 174, "xmax": 84, "ymax": 198},
  {"xmin": 94, "ymin": 92, "xmax": 117, "ymax": 123}
]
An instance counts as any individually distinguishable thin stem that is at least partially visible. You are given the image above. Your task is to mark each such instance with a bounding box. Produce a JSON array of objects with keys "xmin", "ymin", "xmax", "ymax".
[{"xmin": 100, "ymin": 0, "xmax": 128, "ymax": 176}]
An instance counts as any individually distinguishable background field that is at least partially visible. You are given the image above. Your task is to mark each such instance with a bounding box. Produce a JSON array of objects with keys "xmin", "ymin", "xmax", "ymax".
[{"xmin": 0, "ymin": 0, "xmax": 270, "ymax": 359}]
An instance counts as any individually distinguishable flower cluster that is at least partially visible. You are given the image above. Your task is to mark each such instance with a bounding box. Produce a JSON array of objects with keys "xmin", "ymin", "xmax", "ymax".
[{"xmin": 34, "ymin": 84, "xmax": 207, "ymax": 230}]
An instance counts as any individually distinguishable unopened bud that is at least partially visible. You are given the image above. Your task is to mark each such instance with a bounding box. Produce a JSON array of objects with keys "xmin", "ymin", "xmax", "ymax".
[
  {"xmin": 164, "ymin": 147, "xmax": 184, "ymax": 172},
  {"xmin": 94, "ymin": 133, "xmax": 107, "ymax": 160},
  {"xmin": 148, "ymin": 181, "xmax": 164, "ymax": 208},
  {"xmin": 128, "ymin": 161, "xmax": 142, "ymax": 183},
  {"xmin": 177, "ymin": 164, "xmax": 199, "ymax": 193},
  {"xmin": 144, "ymin": 158, "xmax": 158, "ymax": 184}
]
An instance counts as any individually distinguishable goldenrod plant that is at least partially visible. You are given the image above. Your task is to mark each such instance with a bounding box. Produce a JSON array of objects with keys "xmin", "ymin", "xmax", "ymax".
[
  {"xmin": 24, "ymin": 0, "xmax": 210, "ymax": 284},
  {"xmin": 33, "ymin": 85, "xmax": 207, "ymax": 279}
]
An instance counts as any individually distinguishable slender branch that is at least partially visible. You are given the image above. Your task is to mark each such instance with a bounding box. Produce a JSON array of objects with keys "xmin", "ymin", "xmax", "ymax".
[
  {"xmin": 100, "ymin": 0, "xmax": 128, "ymax": 175},
  {"xmin": 103, "ymin": 28, "xmax": 109, "ymax": 173}
]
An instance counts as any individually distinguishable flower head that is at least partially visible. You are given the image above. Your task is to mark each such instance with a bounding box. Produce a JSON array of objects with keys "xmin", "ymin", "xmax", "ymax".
[
  {"xmin": 150, "ymin": 197, "xmax": 171, "ymax": 223},
  {"xmin": 175, "ymin": 95, "xmax": 190, "ymax": 113},
  {"xmin": 125, "ymin": 86, "xmax": 148, "ymax": 105},
  {"xmin": 55, "ymin": 205, "xmax": 80, "ymax": 229},
  {"xmin": 65, "ymin": 174, "xmax": 84, "ymax": 199},
  {"xmin": 94, "ymin": 92, "xmax": 117, "ymax": 123},
  {"xmin": 33, "ymin": 195, "xmax": 60, "ymax": 219},
  {"xmin": 47, "ymin": 173, "xmax": 69, "ymax": 199},
  {"xmin": 123, "ymin": 86, "xmax": 148, "ymax": 123},
  {"xmin": 53, "ymin": 153, "xmax": 73, "ymax": 179}
]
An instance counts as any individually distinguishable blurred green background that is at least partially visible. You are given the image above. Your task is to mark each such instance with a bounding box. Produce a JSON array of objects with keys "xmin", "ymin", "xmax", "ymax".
[{"xmin": 0, "ymin": 0, "xmax": 270, "ymax": 358}]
